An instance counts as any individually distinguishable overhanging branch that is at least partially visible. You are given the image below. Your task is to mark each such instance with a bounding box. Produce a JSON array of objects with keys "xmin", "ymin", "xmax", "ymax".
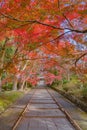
[
  {"xmin": 75, "ymin": 52, "xmax": 87, "ymax": 66},
  {"xmin": 1, "ymin": 13, "xmax": 87, "ymax": 34}
]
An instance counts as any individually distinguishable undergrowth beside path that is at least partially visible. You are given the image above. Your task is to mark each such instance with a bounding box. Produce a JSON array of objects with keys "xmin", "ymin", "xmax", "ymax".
[{"xmin": 0, "ymin": 88, "xmax": 31, "ymax": 113}]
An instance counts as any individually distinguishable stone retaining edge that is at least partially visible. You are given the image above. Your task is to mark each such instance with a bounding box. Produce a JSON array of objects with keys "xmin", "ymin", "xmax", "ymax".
[{"xmin": 50, "ymin": 86, "xmax": 87, "ymax": 113}]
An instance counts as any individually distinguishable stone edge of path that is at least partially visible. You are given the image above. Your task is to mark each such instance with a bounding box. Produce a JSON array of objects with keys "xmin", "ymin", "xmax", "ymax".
[{"xmin": 50, "ymin": 86, "xmax": 87, "ymax": 113}]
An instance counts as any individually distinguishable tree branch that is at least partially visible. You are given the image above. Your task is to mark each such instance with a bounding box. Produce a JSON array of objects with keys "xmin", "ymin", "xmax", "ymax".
[
  {"xmin": 1, "ymin": 13, "xmax": 87, "ymax": 34},
  {"xmin": 16, "ymin": 57, "xmax": 50, "ymax": 62},
  {"xmin": 75, "ymin": 52, "xmax": 87, "ymax": 66},
  {"xmin": 58, "ymin": 0, "xmax": 60, "ymax": 9},
  {"xmin": 0, "ymin": 13, "xmax": 62, "ymax": 30},
  {"xmin": 62, "ymin": 13, "xmax": 74, "ymax": 28}
]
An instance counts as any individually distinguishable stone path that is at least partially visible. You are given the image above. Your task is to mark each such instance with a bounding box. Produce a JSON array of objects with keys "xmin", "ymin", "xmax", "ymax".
[
  {"xmin": 14, "ymin": 87, "xmax": 76, "ymax": 130},
  {"xmin": 0, "ymin": 87, "xmax": 86, "ymax": 130}
]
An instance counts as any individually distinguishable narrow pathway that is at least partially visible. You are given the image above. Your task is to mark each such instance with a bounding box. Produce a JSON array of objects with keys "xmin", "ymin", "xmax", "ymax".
[
  {"xmin": 0, "ymin": 86, "xmax": 86, "ymax": 130},
  {"xmin": 12, "ymin": 87, "xmax": 81, "ymax": 130}
]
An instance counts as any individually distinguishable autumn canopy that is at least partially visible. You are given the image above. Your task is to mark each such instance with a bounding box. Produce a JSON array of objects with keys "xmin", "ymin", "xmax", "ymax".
[{"xmin": 0, "ymin": 0, "xmax": 87, "ymax": 90}]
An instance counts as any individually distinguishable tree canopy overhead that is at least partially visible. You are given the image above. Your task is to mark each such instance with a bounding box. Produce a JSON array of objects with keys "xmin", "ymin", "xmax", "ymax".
[{"xmin": 0, "ymin": 0, "xmax": 87, "ymax": 89}]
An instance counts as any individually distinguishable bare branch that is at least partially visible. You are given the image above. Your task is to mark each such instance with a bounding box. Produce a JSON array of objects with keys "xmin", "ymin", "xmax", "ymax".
[
  {"xmin": 75, "ymin": 52, "xmax": 87, "ymax": 66},
  {"xmin": 63, "ymin": 13, "xmax": 74, "ymax": 28}
]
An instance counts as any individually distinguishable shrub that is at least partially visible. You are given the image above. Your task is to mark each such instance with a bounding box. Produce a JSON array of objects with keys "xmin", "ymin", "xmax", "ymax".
[
  {"xmin": 81, "ymin": 87, "xmax": 87, "ymax": 99},
  {"xmin": 27, "ymin": 82, "xmax": 32, "ymax": 88},
  {"xmin": 63, "ymin": 86, "xmax": 69, "ymax": 92},
  {"xmin": 63, "ymin": 79, "xmax": 69, "ymax": 84},
  {"xmin": 0, "ymin": 91, "xmax": 23, "ymax": 112},
  {"xmin": 83, "ymin": 83, "xmax": 87, "ymax": 88},
  {"xmin": 2, "ymin": 83, "xmax": 13, "ymax": 90}
]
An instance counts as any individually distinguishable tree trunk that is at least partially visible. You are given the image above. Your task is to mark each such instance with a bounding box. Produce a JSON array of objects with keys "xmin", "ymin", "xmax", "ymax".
[
  {"xmin": 67, "ymin": 69, "xmax": 70, "ymax": 81},
  {"xmin": 0, "ymin": 76, "xmax": 2, "ymax": 92},
  {"xmin": 61, "ymin": 79, "xmax": 63, "ymax": 87},
  {"xmin": 13, "ymin": 78, "xmax": 18, "ymax": 91},
  {"xmin": 18, "ymin": 61, "xmax": 28, "ymax": 91},
  {"xmin": 19, "ymin": 80, "xmax": 25, "ymax": 91},
  {"xmin": 0, "ymin": 50, "xmax": 5, "ymax": 91},
  {"xmin": 25, "ymin": 82, "xmax": 27, "ymax": 89}
]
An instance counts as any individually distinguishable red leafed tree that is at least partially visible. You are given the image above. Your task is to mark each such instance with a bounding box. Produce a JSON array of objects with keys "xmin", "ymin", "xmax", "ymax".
[{"xmin": 0, "ymin": 0, "xmax": 87, "ymax": 90}]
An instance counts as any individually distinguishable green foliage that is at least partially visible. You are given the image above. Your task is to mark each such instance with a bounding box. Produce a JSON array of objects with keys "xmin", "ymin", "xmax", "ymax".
[
  {"xmin": 61, "ymin": 75, "xmax": 81, "ymax": 93},
  {"xmin": 83, "ymin": 83, "xmax": 87, "ymax": 88},
  {"xmin": 2, "ymin": 82, "xmax": 13, "ymax": 91},
  {"xmin": 52, "ymin": 79, "xmax": 60, "ymax": 86},
  {"xmin": 62, "ymin": 80, "xmax": 78, "ymax": 92},
  {"xmin": 5, "ymin": 46, "xmax": 16, "ymax": 62},
  {"xmin": 63, "ymin": 74, "xmax": 79, "ymax": 86},
  {"xmin": 1, "ymin": 72, "xmax": 7, "ymax": 79},
  {"xmin": 62, "ymin": 79, "xmax": 69, "ymax": 84},
  {"xmin": 81, "ymin": 87, "xmax": 87, "ymax": 99},
  {"xmin": 0, "ymin": 39, "xmax": 6, "ymax": 47},
  {"xmin": 53, "ymin": 69, "xmax": 58, "ymax": 76},
  {"xmin": 70, "ymin": 75, "xmax": 78, "ymax": 83},
  {"xmin": 49, "ymin": 69, "xmax": 58, "ymax": 76},
  {"xmin": 50, "ymin": 79, "xmax": 61, "ymax": 89},
  {"xmin": 0, "ymin": 91, "xmax": 23, "ymax": 112},
  {"xmin": 62, "ymin": 86, "xmax": 69, "ymax": 92}
]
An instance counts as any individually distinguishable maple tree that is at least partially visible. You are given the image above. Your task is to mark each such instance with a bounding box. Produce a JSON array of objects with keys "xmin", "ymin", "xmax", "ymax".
[{"xmin": 0, "ymin": 0, "xmax": 87, "ymax": 91}]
